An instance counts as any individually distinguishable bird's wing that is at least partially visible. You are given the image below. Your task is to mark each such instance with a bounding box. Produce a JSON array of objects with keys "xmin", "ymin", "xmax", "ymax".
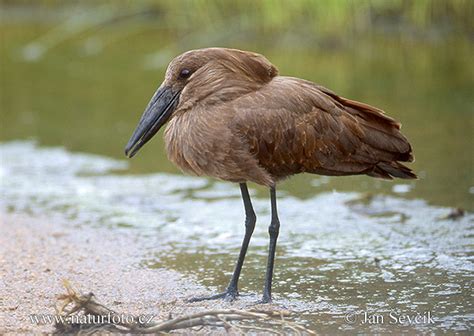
[{"xmin": 230, "ymin": 76, "xmax": 415, "ymax": 179}]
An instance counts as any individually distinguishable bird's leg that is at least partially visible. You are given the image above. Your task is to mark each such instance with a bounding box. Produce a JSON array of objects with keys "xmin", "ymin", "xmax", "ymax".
[
  {"xmin": 261, "ymin": 186, "xmax": 280, "ymax": 303},
  {"xmin": 188, "ymin": 183, "xmax": 256, "ymax": 302},
  {"xmin": 226, "ymin": 183, "xmax": 256, "ymax": 295}
]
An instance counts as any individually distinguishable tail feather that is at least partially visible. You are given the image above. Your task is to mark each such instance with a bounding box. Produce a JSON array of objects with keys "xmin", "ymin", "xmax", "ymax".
[
  {"xmin": 320, "ymin": 86, "xmax": 414, "ymax": 162},
  {"xmin": 368, "ymin": 161, "xmax": 417, "ymax": 180},
  {"xmin": 316, "ymin": 84, "xmax": 416, "ymax": 180},
  {"xmin": 332, "ymin": 91, "xmax": 416, "ymax": 179}
]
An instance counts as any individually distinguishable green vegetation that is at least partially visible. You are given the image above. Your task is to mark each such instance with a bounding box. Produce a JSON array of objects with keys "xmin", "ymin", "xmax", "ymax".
[{"xmin": 1, "ymin": 0, "xmax": 472, "ymax": 43}]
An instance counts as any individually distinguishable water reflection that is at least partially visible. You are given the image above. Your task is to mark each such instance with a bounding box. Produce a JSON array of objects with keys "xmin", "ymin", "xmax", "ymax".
[{"xmin": 1, "ymin": 141, "xmax": 472, "ymax": 333}]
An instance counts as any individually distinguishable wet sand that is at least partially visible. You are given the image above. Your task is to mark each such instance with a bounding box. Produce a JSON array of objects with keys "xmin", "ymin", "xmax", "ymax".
[{"xmin": 0, "ymin": 212, "xmax": 282, "ymax": 334}]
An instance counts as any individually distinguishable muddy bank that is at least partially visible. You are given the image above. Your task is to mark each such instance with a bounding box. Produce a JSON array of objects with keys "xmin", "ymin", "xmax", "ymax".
[{"xmin": 0, "ymin": 212, "xmax": 284, "ymax": 334}]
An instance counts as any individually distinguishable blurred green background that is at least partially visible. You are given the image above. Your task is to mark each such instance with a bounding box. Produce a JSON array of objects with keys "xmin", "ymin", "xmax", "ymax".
[{"xmin": 1, "ymin": 0, "xmax": 473, "ymax": 209}]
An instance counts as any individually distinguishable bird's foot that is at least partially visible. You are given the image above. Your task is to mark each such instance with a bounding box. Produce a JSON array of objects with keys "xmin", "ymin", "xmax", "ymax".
[
  {"xmin": 257, "ymin": 293, "xmax": 272, "ymax": 304},
  {"xmin": 188, "ymin": 288, "xmax": 239, "ymax": 303}
]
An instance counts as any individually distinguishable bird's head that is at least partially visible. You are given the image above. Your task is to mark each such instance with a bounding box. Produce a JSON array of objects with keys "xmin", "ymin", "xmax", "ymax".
[{"xmin": 125, "ymin": 47, "xmax": 278, "ymax": 158}]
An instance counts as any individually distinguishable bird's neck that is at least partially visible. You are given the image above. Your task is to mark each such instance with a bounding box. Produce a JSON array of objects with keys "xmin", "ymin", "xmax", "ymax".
[{"xmin": 178, "ymin": 75, "xmax": 267, "ymax": 112}]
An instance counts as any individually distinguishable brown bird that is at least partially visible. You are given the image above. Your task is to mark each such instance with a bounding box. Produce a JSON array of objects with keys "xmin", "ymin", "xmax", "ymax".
[{"xmin": 125, "ymin": 47, "xmax": 416, "ymax": 303}]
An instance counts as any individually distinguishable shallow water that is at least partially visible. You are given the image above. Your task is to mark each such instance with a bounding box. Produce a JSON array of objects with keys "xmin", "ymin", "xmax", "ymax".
[{"xmin": 1, "ymin": 141, "xmax": 473, "ymax": 333}]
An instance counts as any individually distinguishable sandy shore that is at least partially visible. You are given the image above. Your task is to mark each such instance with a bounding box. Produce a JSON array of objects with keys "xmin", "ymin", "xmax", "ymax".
[{"xmin": 0, "ymin": 212, "xmax": 281, "ymax": 334}]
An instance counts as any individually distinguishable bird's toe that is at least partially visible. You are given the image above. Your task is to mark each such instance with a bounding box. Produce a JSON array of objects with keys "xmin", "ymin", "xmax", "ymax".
[{"xmin": 187, "ymin": 289, "xmax": 239, "ymax": 303}]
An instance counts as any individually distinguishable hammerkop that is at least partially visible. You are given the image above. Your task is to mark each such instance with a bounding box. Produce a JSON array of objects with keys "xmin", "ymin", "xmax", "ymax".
[{"xmin": 125, "ymin": 47, "xmax": 415, "ymax": 303}]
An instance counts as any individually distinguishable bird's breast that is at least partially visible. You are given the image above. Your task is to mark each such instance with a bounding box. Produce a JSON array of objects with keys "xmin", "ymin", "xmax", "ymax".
[
  {"xmin": 164, "ymin": 114, "xmax": 202, "ymax": 176},
  {"xmin": 164, "ymin": 112, "xmax": 229, "ymax": 178},
  {"xmin": 163, "ymin": 110, "xmax": 272, "ymax": 186}
]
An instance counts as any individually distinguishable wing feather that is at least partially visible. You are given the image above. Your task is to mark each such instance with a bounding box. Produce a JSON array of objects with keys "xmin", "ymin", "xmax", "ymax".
[{"xmin": 231, "ymin": 77, "xmax": 416, "ymax": 180}]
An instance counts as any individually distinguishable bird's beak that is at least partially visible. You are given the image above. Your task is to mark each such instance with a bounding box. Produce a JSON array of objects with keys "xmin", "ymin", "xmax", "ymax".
[{"xmin": 125, "ymin": 85, "xmax": 181, "ymax": 158}]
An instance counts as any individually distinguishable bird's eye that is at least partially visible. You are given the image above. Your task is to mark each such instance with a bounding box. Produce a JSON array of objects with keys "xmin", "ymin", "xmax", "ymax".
[{"xmin": 179, "ymin": 69, "xmax": 191, "ymax": 79}]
